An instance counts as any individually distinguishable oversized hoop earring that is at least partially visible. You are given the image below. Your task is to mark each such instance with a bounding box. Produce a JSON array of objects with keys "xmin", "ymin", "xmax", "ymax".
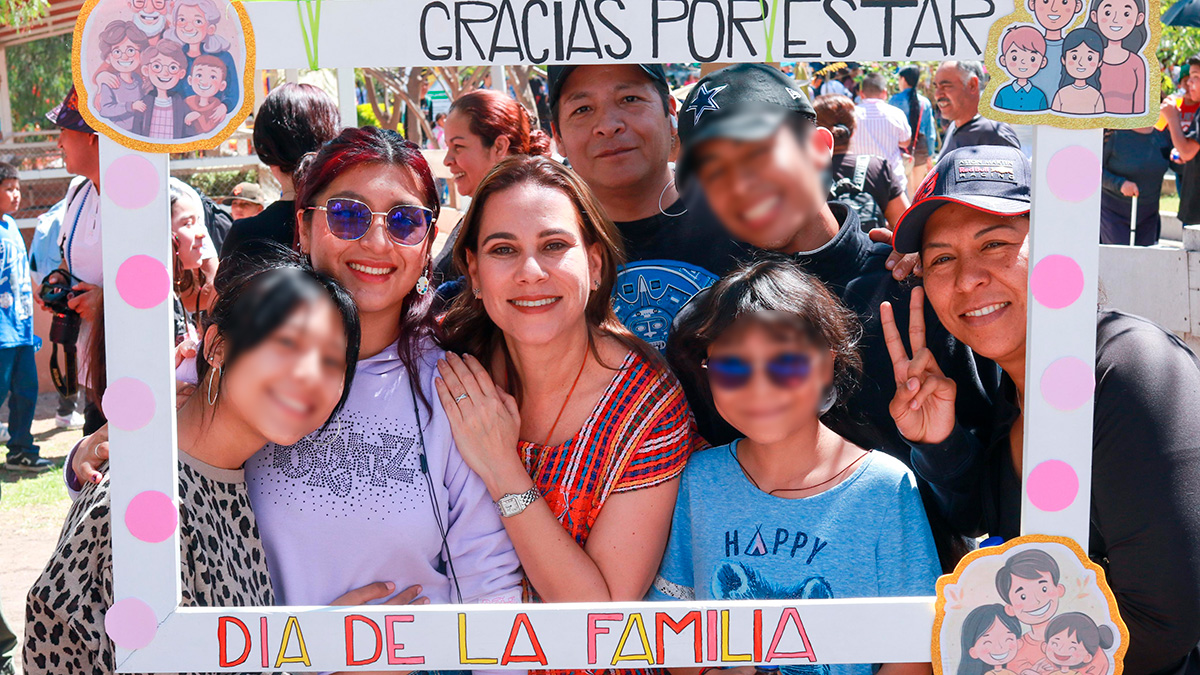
[
  {"xmin": 206, "ymin": 365, "xmax": 221, "ymax": 406},
  {"xmin": 658, "ymin": 178, "xmax": 687, "ymax": 218}
]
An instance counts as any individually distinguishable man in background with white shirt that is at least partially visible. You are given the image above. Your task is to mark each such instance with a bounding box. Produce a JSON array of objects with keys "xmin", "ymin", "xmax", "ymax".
[{"xmin": 848, "ymin": 72, "xmax": 912, "ymax": 193}]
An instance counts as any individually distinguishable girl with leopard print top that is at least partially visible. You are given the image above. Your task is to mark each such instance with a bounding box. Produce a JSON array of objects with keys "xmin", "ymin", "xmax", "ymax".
[{"xmin": 24, "ymin": 246, "xmax": 361, "ymax": 675}]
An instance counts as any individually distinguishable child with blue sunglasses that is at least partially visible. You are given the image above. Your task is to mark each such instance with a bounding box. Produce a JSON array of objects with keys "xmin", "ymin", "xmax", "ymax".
[{"xmin": 652, "ymin": 256, "xmax": 939, "ymax": 675}]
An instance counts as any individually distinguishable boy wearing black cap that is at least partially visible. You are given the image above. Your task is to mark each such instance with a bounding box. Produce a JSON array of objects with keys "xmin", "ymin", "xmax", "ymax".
[
  {"xmin": 672, "ymin": 64, "xmax": 1001, "ymax": 569},
  {"xmin": 888, "ymin": 145, "xmax": 1200, "ymax": 675},
  {"xmin": 546, "ymin": 64, "xmax": 750, "ymax": 355}
]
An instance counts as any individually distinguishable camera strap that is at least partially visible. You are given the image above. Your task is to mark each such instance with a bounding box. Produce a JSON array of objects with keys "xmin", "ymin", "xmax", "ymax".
[{"xmin": 49, "ymin": 341, "xmax": 78, "ymax": 398}]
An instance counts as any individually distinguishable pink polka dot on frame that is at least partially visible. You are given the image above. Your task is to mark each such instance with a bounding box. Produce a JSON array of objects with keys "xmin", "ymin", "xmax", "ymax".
[
  {"xmin": 125, "ymin": 490, "xmax": 177, "ymax": 543},
  {"xmin": 1030, "ymin": 254, "xmax": 1085, "ymax": 309},
  {"xmin": 1045, "ymin": 146, "xmax": 1100, "ymax": 203},
  {"xmin": 105, "ymin": 155, "xmax": 159, "ymax": 210},
  {"xmin": 115, "ymin": 255, "xmax": 170, "ymax": 309},
  {"xmin": 1026, "ymin": 459, "xmax": 1079, "ymax": 512},
  {"xmin": 104, "ymin": 597, "xmax": 157, "ymax": 649},
  {"xmin": 102, "ymin": 377, "xmax": 155, "ymax": 431},
  {"xmin": 1040, "ymin": 356, "xmax": 1095, "ymax": 411}
]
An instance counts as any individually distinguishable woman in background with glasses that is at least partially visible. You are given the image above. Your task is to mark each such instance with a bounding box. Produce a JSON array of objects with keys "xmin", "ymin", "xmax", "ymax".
[{"xmin": 651, "ymin": 256, "xmax": 937, "ymax": 675}]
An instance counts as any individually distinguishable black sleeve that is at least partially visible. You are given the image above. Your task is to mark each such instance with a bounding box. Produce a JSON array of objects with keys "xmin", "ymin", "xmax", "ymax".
[
  {"xmin": 997, "ymin": 122, "xmax": 1022, "ymax": 149},
  {"xmin": 907, "ymin": 424, "xmax": 988, "ymax": 537},
  {"xmin": 874, "ymin": 157, "xmax": 905, "ymax": 204},
  {"xmin": 1091, "ymin": 313, "xmax": 1200, "ymax": 673}
]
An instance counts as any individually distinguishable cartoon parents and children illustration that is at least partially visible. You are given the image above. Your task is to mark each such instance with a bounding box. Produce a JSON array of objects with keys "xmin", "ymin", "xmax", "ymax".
[
  {"xmin": 89, "ymin": 0, "xmax": 239, "ymax": 140},
  {"xmin": 993, "ymin": 0, "xmax": 1148, "ymax": 116},
  {"xmin": 957, "ymin": 550, "xmax": 1117, "ymax": 675}
]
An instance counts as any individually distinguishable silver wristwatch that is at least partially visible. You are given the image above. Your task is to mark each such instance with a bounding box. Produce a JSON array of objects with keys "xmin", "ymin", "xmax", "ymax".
[{"xmin": 495, "ymin": 486, "xmax": 541, "ymax": 518}]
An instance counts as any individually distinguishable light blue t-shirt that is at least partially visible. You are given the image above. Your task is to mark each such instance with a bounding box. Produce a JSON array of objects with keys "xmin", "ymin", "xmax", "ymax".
[
  {"xmin": 1030, "ymin": 38, "xmax": 1065, "ymax": 104},
  {"xmin": 0, "ymin": 214, "xmax": 34, "ymax": 348},
  {"xmin": 649, "ymin": 442, "xmax": 940, "ymax": 675}
]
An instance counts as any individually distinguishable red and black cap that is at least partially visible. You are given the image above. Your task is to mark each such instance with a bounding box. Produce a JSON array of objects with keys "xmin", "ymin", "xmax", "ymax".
[
  {"xmin": 675, "ymin": 63, "xmax": 815, "ymax": 189},
  {"xmin": 46, "ymin": 87, "xmax": 96, "ymax": 135},
  {"xmin": 892, "ymin": 145, "xmax": 1031, "ymax": 254}
]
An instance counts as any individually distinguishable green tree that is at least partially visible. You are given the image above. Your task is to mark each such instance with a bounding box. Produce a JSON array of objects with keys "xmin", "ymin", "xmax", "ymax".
[
  {"xmin": 0, "ymin": 0, "xmax": 48, "ymax": 29},
  {"xmin": 1160, "ymin": 0, "xmax": 1200, "ymax": 83},
  {"xmin": 7, "ymin": 33, "xmax": 72, "ymax": 132}
]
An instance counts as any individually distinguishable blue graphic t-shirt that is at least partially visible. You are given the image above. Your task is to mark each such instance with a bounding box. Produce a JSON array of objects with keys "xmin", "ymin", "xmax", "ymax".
[
  {"xmin": 650, "ymin": 442, "xmax": 940, "ymax": 675},
  {"xmin": 0, "ymin": 215, "xmax": 35, "ymax": 348}
]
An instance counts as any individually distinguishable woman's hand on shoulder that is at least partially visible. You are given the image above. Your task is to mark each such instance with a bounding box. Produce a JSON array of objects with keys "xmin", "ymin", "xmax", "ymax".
[
  {"xmin": 72, "ymin": 423, "xmax": 110, "ymax": 487},
  {"xmin": 881, "ymin": 287, "xmax": 957, "ymax": 445},
  {"xmin": 434, "ymin": 353, "xmax": 521, "ymax": 485}
]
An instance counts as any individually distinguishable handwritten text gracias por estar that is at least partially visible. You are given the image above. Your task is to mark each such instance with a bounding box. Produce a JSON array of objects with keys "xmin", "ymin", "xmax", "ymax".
[{"xmin": 215, "ymin": 609, "xmax": 819, "ymax": 669}]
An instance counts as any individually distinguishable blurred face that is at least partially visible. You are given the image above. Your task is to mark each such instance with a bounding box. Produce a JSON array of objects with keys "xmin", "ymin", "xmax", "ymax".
[
  {"xmin": 969, "ymin": 618, "xmax": 1021, "ymax": 666},
  {"xmin": 1001, "ymin": 46, "xmax": 1047, "ymax": 78},
  {"xmin": 171, "ymin": 196, "xmax": 206, "ymax": 270},
  {"xmin": 213, "ymin": 299, "xmax": 349, "ymax": 448},
  {"xmin": 466, "ymin": 184, "xmax": 602, "ymax": 347},
  {"xmin": 1185, "ymin": 64, "xmax": 1200, "ymax": 100},
  {"xmin": 57, "ymin": 128, "xmax": 99, "ymax": 178},
  {"xmin": 0, "ymin": 179, "xmax": 21, "ymax": 215},
  {"xmin": 443, "ymin": 109, "xmax": 509, "ymax": 197},
  {"xmin": 298, "ymin": 163, "xmax": 435, "ymax": 320},
  {"xmin": 1028, "ymin": 0, "xmax": 1083, "ymax": 31},
  {"xmin": 934, "ymin": 64, "xmax": 980, "ymax": 122},
  {"xmin": 230, "ymin": 199, "xmax": 263, "ymax": 220},
  {"xmin": 1044, "ymin": 630, "xmax": 1090, "ymax": 668},
  {"xmin": 552, "ymin": 65, "xmax": 676, "ymax": 195},
  {"xmin": 143, "ymin": 53, "xmax": 184, "ymax": 91},
  {"xmin": 694, "ymin": 126, "xmax": 832, "ymax": 252},
  {"xmin": 705, "ymin": 323, "xmax": 833, "ymax": 445},
  {"xmin": 1064, "ymin": 41, "xmax": 1102, "ymax": 79},
  {"xmin": 175, "ymin": 5, "xmax": 215, "ymax": 45},
  {"xmin": 188, "ymin": 63, "xmax": 227, "ymax": 100},
  {"xmin": 1091, "ymin": 0, "xmax": 1145, "ymax": 42},
  {"xmin": 107, "ymin": 38, "xmax": 142, "ymax": 74},
  {"xmin": 920, "ymin": 203, "xmax": 1029, "ymax": 368}
]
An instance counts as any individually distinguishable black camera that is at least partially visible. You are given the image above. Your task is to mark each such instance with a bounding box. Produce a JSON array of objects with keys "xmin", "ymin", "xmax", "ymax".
[{"xmin": 40, "ymin": 268, "xmax": 82, "ymax": 397}]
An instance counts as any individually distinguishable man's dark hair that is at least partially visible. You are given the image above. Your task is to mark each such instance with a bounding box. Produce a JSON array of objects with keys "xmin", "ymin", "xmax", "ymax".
[
  {"xmin": 995, "ymin": 549, "xmax": 1061, "ymax": 600},
  {"xmin": 1188, "ymin": 55, "xmax": 1200, "ymax": 73},
  {"xmin": 551, "ymin": 70, "xmax": 671, "ymax": 130},
  {"xmin": 0, "ymin": 161, "xmax": 19, "ymax": 184}
]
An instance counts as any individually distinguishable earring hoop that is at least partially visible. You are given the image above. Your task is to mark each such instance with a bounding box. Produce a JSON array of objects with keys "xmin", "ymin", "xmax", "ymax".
[
  {"xmin": 206, "ymin": 365, "xmax": 221, "ymax": 406},
  {"xmin": 659, "ymin": 178, "xmax": 688, "ymax": 218}
]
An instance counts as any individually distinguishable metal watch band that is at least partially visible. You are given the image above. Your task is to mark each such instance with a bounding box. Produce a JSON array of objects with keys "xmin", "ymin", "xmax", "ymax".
[{"xmin": 496, "ymin": 486, "xmax": 541, "ymax": 517}]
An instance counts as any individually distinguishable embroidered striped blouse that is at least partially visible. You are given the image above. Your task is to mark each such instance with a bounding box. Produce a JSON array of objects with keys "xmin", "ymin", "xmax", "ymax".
[{"xmin": 517, "ymin": 348, "xmax": 704, "ymax": 674}]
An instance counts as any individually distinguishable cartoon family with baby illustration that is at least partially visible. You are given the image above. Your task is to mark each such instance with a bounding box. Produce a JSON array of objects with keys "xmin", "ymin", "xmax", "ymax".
[
  {"xmin": 956, "ymin": 550, "xmax": 1116, "ymax": 675},
  {"xmin": 991, "ymin": 0, "xmax": 1148, "ymax": 116},
  {"xmin": 88, "ymin": 0, "xmax": 241, "ymax": 140}
]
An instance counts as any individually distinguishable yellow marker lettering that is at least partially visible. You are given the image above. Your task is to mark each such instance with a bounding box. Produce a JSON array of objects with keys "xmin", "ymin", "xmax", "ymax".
[
  {"xmin": 611, "ymin": 613, "xmax": 655, "ymax": 666},
  {"xmin": 273, "ymin": 616, "xmax": 312, "ymax": 667},
  {"xmin": 720, "ymin": 610, "xmax": 752, "ymax": 662},
  {"xmin": 458, "ymin": 613, "xmax": 500, "ymax": 665}
]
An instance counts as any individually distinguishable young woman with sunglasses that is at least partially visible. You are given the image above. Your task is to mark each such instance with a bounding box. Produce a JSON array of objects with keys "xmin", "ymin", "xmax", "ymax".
[
  {"xmin": 654, "ymin": 257, "xmax": 938, "ymax": 675},
  {"xmin": 69, "ymin": 129, "xmax": 523, "ymax": 652},
  {"xmin": 435, "ymin": 156, "xmax": 704, "ymax": 623}
]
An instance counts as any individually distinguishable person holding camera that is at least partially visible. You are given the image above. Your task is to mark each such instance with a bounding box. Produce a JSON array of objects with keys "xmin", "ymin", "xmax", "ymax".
[{"xmin": 43, "ymin": 88, "xmax": 106, "ymax": 435}]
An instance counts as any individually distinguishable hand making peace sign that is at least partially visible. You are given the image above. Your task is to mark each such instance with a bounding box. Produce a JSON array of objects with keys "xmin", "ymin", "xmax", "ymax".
[{"xmin": 881, "ymin": 287, "xmax": 957, "ymax": 445}]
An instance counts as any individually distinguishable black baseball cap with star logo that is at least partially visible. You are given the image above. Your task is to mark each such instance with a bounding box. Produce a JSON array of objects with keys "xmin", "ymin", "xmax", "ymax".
[
  {"xmin": 891, "ymin": 146, "xmax": 1031, "ymax": 254},
  {"xmin": 675, "ymin": 63, "xmax": 815, "ymax": 189}
]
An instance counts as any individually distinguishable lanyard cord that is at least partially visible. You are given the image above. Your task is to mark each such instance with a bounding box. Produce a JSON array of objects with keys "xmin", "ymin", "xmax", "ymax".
[{"xmin": 64, "ymin": 184, "xmax": 92, "ymax": 274}]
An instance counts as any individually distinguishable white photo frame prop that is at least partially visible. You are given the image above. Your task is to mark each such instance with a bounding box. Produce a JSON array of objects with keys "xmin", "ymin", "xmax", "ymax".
[{"xmin": 90, "ymin": 0, "xmax": 1124, "ymax": 670}]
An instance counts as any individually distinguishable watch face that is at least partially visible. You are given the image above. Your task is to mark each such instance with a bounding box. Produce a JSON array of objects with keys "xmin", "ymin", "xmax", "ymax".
[{"xmin": 499, "ymin": 497, "xmax": 519, "ymax": 517}]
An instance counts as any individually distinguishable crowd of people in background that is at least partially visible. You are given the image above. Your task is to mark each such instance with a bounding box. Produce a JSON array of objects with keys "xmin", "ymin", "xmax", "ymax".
[{"xmin": 3, "ymin": 56, "xmax": 1200, "ymax": 675}]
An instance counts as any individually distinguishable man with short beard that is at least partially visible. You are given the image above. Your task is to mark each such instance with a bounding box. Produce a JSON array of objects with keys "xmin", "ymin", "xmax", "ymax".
[{"xmin": 128, "ymin": 0, "xmax": 168, "ymax": 43}]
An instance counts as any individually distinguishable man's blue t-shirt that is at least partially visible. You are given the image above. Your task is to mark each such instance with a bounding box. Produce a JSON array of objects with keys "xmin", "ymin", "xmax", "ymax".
[
  {"xmin": 0, "ymin": 215, "xmax": 35, "ymax": 348},
  {"xmin": 649, "ymin": 442, "xmax": 940, "ymax": 675}
]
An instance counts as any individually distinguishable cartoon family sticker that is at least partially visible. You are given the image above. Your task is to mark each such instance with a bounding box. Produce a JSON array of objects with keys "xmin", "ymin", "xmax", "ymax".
[
  {"xmin": 934, "ymin": 537, "xmax": 1128, "ymax": 675},
  {"xmin": 72, "ymin": 0, "xmax": 254, "ymax": 151},
  {"xmin": 980, "ymin": 0, "xmax": 1160, "ymax": 127}
]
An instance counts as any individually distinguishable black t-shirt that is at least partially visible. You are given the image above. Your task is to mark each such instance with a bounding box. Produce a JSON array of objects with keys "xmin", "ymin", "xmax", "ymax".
[
  {"xmin": 830, "ymin": 152, "xmax": 904, "ymax": 214},
  {"xmin": 1178, "ymin": 114, "xmax": 1200, "ymax": 224},
  {"xmin": 219, "ymin": 200, "xmax": 296, "ymax": 260},
  {"xmin": 911, "ymin": 310, "xmax": 1200, "ymax": 674},
  {"xmin": 941, "ymin": 115, "xmax": 1022, "ymax": 154},
  {"xmin": 611, "ymin": 189, "xmax": 752, "ymax": 351}
]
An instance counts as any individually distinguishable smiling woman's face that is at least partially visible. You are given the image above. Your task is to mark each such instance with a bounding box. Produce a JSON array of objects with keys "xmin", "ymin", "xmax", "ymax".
[
  {"xmin": 466, "ymin": 183, "xmax": 601, "ymax": 348},
  {"xmin": 919, "ymin": 203, "xmax": 1030, "ymax": 368},
  {"xmin": 298, "ymin": 163, "xmax": 434, "ymax": 322},
  {"xmin": 1091, "ymin": 0, "xmax": 1144, "ymax": 42}
]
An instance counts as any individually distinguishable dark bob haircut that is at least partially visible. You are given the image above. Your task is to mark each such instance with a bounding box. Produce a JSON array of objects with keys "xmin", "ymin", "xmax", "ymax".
[
  {"xmin": 669, "ymin": 255, "xmax": 862, "ymax": 416},
  {"xmin": 198, "ymin": 241, "xmax": 360, "ymax": 425},
  {"xmin": 253, "ymin": 83, "xmax": 341, "ymax": 175}
]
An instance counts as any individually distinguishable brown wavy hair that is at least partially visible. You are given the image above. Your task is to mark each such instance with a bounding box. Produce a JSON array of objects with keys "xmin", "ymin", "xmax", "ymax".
[
  {"xmin": 439, "ymin": 155, "xmax": 658, "ymax": 402},
  {"xmin": 448, "ymin": 89, "xmax": 552, "ymax": 157},
  {"xmin": 813, "ymin": 94, "xmax": 857, "ymax": 153}
]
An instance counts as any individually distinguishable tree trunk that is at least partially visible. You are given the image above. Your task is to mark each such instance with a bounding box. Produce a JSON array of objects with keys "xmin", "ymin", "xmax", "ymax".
[{"xmin": 507, "ymin": 65, "xmax": 538, "ymax": 127}]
